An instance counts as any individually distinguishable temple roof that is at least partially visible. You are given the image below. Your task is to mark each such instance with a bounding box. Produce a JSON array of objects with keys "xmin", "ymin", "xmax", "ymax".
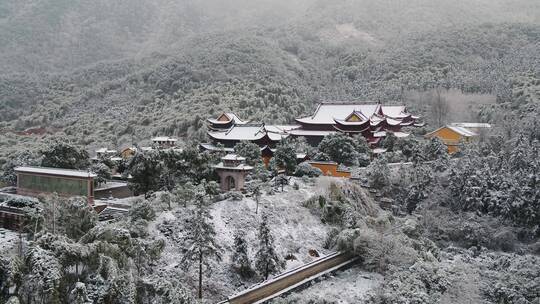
[
  {"xmin": 199, "ymin": 143, "xmax": 234, "ymax": 152},
  {"xmin": 287, "ymin": 129, "xmax": 337, "ymax": 136},
  {"xmin": 208, "ymin": 124, "xmax": 299, "ymax": 141},
  {"xmin": 296, "ymin": 102, "xmax": 411, "ymax": 125},
  {"xmin": 151, "ymin": 136, "xmax": 177, "ymax": 142},
  {"xmin": 207, "ymin": 112, "xmax": 248, "ymax": 125}
]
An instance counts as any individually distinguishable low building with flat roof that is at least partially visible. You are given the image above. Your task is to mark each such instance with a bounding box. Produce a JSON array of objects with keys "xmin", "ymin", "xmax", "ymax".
[{"xmin": 15, "ymin": 166, "xmax": 97, "ymax": 203}]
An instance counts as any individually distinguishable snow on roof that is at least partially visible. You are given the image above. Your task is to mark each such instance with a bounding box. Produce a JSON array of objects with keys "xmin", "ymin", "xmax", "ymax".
[
  {"xmin": 296, "ymin": 103, "xmax": 409, "ymax": 124},
  {"xmin": 392, "ymin": 131, "xmax": 410, "ymax": 138},
  {"xmin": 223, "ymin": 154, "xmax": 246, "ymax": 161},
  {"xmin": 287, "ymin": 129, "xmax": 337, "ymax": 136},
  {"xmin": 15, "ymin": 166, "xmax": 97, "ymax": 178},
  {"xmin": 207, "ymin": 112, "xmax": 248, "ymax": 125},
  {"xmin": 226, "ymin": 113, "xmax": 248, "ymax": 124},
  {"xmin": 208, "ymin": 124, "xmax": 298, "ymax": 141},
  {"xmin": 372, "ymin": 148, "xmax": 387, "ymax": 154},
  {"xmin": 199, "ymin": 143, "xmax": 234, "ymax": 152},
  {"xmin": 151, "ymin": 136, "xmax": 177, "ymax": 142},
  {"xmin": 308, "ymin": 160, "xmax": 338, "ymax": 165},
  {"xmin": 450, "ymin": 122, "xmax": 492, "ymax": 129},
  {"xmin": 209, "ymin": 125, "xmax": 266, "ymax": 141},
  {"xmin": 373, "ymin": 131, "xmax": 387, "ymax": 137},
  {"xmin": 447, "ymin": 126, "xmax": 478, "ymax": 137},
  {"xmin": 213, "ymin": 162, "xmax": 253, "ymax": 171},
  {"xmin": 426, "ymin": 125, "xmax": 478, "ymax": 138}
]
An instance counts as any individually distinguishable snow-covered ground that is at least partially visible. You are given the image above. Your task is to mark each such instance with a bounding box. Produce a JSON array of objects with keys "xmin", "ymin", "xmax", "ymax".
[
  {"xmin": 272, "ymin": 266, "xmax": 382, "ymax": 303},
  {"xmin": 152, "ymin": 176, "xmax": 342, "ymax": 302}
]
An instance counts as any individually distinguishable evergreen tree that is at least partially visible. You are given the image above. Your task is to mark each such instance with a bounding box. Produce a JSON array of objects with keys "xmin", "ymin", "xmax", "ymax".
[
  {"xmin": 381, "ymin": 133, "xmax": 397, "ymax": 152},
  {"xmin": 0, "ymin": 150, "xmax": 40, "ymax": 186},
  {"xmin": 231, "ymin": 230, "xmax": 253, "ymax": 279},
  {"xmin": 136, "ymin": 276, "xmax": 192, "ymax": 304},
  {"xmin": 89, "ymin": 162, "xmax": 111, "ymax": 187},
  {"xmin": 40, "ymin": 139, "xmax": 90, "ymax": 169},
  {"xmin": 355, "ymin": 135, "xmax": 371, "ymax": 166},
  {"xmin": 234, "ymin": 141, "xmax": 262, "ymax": 166},
  {"xmin": 317, "ymin": 133, "xmax": 358, "ymax": 165},
  {"xmin": 127, "ymin": 150, "xmax": 163, "ymax": 197},
  {"xmin": 255, "ymin": 214, "xmax": 282, "ymax": 280},
  {"xmin": 367, "ymin": 157, "xmax": 390, "ymax": 189},
  {"xmin": 173, "ymin": 181, "xmax": 197, "ymax": 208},
  {"xmin": 272, "ymin": 139, "xmax": 297, "ymax": 175},
  {"xmin": 59, "ymin": 197, "xmax": 98, "ymax": 241},
  {"xmin": 181, "ymin": 193, "xmax": 221, "ymax": 300}
]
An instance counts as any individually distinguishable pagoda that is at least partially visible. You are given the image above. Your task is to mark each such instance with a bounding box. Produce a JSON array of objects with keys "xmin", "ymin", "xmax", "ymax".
[{"xmin": 213, "ymin": 154, "xmax": 253, "ymax": 192}]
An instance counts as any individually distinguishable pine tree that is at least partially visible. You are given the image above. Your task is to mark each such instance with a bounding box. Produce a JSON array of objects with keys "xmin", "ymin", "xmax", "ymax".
[
  {"xmin": 272, "ymin": 139, "xmax": 297, "ymax": 174},
  {"xmin": 89, "ymin": 162, "xmax": 111, "ymax": 187},
  {"xmin": 40, "ymin": 139, "xmax": 90, "ymax": 170},
  {"xmin": 367, "ymin": 157, "xmax": 390, "ymax": 189},
  {"xmin": 255, "ymin": 214, "xmax": 282, "ymax": 280},
  {"xmin": 231, "ymin": 230, "xmax": 253, "ymax": 279},
  {"xmin": 181, "ymin": 194, "xmax": 221, "ymax": 299},
  {"xmin": 234, "ymin": 141, "xmax": 262, "ymax": 166},
  {"xmin": 127, "ymin": 150, "xmax": 163, "ymax": 197},
  {"xmin": 317, "ymin": 133, "xmax": 358, "ymax": 166}
]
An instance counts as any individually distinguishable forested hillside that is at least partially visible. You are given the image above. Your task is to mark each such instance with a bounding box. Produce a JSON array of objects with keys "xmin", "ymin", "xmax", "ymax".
[{"xmin": 0, "ymin": 0, "xmax": 539, "ymax": 160}]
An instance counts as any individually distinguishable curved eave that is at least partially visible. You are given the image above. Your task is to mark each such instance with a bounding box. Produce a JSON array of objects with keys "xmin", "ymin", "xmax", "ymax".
[
  {"xmin": 386, "ymin": 118, "xmax": 403, "ymax": 126},
  {"xmin": 207, "ymin": 132, "xmax": 265, "ymax": 141},
  {"xmin": 333, "ymin": 125, "xmax": 370, "ymax": 133},
  {"xmin": 265, "ymin": 132, "xmax": 289, "ymax": 142},
  {"xmin": 333, "ymin": 118, "xmax": 370, "ymax": 127},
  {"xmin": 370, "ymin": 119, "xmax": 385, "ymax": 127},
  {"xmin": 295, "ymin": 117, "xmax": 335, "ymax": 125},
  {"xmin": 385, "ymin": 113, "xmax": 411, "ymax": 120},
  {"xmin": 400, "ymin": 121, "xmax": 415, "ymax": 126},
  {"xmin": 207, "ymin": 118, "xmax": 233, "ymax": 124}
]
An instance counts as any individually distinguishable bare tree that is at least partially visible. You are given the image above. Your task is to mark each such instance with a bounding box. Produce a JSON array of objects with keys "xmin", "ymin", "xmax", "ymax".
[{"xmin": 430, "ymin": 88, "xmax": 449, "ymax": 127}]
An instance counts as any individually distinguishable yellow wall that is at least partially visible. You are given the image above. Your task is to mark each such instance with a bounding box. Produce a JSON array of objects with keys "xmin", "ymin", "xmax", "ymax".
[
  {"xmin": 309, "ymin": 162, "xmax": 351, "ymax": 178},
  {"xmin": 426, "ymin": 127, "xmax": 472, "ymax": 154}
]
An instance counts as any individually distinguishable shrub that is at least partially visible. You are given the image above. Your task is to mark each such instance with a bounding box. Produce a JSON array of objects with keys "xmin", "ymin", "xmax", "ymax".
[{"xmin": 294, "ymin": 162, "xmax": 322, "ymax": 177}]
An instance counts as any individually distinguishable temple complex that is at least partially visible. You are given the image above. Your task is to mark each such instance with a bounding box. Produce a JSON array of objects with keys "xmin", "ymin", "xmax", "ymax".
[
  {"xmin": 292, "ymin": 102, "xmax": 422, "ymax": 146},
  {"xmin": 203, "ymin": 102, "xmax": 422, "ymax": 150}
]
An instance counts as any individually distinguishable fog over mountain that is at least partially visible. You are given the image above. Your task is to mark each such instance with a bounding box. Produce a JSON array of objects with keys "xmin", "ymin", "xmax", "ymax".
[{"xmin": 0, "ymin": 0, "xmax": 538, "ymax": 73}]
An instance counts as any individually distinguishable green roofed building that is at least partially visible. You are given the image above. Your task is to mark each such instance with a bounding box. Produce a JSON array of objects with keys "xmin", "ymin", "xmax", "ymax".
[{"xmin": 15, "ymin": 166, "xmax": 97, "ymax": 203}]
